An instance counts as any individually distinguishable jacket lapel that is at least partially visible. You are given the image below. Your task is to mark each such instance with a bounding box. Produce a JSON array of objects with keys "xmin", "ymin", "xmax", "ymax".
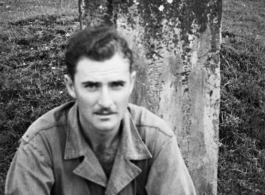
[
  {"xmin": 72, "ymin": 148, "xmax": 107, "ymax": 187},
  {"xmin": 64, "ymin": 103, "xmax": 107, "ymax": 187},
  {"xmin": 64, "ymin": 103, "xmax": 152, "ymax": 193},
  {"xmin": 105, "ymin": 110, "xmax": 152, "ymax": 195}
]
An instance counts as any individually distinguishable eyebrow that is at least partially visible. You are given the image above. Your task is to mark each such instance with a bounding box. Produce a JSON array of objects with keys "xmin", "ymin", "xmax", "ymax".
[
  {"xmin": 111, "ymin": 80, "xmax": 126, "ymax": 84},
  {"xmin": 81, "ymin": 80, "xmax": 127, "ymax": 85},
  {"xmin": 81, "ymin": 81, "xmax": 100, "ymax": 85}
]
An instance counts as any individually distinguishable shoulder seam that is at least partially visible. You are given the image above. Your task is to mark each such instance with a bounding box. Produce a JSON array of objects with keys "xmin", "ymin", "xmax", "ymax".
[
  {"xmin": 152, "ymin": 136, "xmax": 175, "ymax": 161},
  {"xmin": 135, "ymin": 125, "xmax": 173, "ymax": 137},
  {"xmin": 23, "ymin": 123, "xmax": 66, "ymax": 143},
  {"xmin": 21, "ymin": 136, "xmax": 52, "ymax": 166}
]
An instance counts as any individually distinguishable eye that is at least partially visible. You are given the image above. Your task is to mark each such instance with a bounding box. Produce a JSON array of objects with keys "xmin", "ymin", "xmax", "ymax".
[
  {"xmin": 84, "ymin": 82, "xmax": 100, "ymax": 90},
  {"xmin": 110, "ymin": 81, "xmax": 125, "ymax": 89}
]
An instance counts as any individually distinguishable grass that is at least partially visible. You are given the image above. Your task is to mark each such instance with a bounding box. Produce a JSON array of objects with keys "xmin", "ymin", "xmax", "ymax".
[
  {"xmin": 0, "ymin": 0, "xmax": 265, "ymax": 194},
  {"xmin": 218, "ymin": 0, "xmax": 265, "ymax": 194},
  {"xmin": 0, "ymin": 0, "xmax": 78, "ymax": 193}
]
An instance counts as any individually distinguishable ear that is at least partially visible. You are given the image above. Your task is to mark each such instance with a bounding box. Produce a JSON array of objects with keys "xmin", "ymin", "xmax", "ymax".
[
  {"xmin": 129, "ymin": 71, "xmax": 136, "ymax": 94},
  {"xmin": 64, "ymin": 74, "xmax": 76, "ymax": 99}
]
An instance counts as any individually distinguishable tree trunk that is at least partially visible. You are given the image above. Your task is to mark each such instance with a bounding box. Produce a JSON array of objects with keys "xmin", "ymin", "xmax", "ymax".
[{"xmin": 82, "ymin": 1, "xmax": 222, "ymax": 194}]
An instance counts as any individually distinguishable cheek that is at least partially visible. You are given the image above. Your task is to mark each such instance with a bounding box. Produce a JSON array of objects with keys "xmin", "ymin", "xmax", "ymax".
[
  {"xmin": 77, "ymin": 91, "xmax": 98, "ymax": 107},
  {"xmin": 114, "ymin": 91, "xmax": 131, "ymax": 106}
]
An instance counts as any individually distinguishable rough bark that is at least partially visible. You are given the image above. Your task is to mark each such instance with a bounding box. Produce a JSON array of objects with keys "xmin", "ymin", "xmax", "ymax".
[{"xmin": 81, "ymin": 1, "xmax": 222, "ymax": 194}]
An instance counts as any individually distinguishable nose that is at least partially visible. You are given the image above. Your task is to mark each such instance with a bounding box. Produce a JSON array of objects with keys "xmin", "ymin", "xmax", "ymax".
[{"xmin": 98, "ymin": 87, "xmax": 113, "ymax": 108}]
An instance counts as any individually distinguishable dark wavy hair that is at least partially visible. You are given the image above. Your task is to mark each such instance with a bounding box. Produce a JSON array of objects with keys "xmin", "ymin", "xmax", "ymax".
[{"xmin": 65, "ymin": 26, "xmax": 133, "ymax": 80}]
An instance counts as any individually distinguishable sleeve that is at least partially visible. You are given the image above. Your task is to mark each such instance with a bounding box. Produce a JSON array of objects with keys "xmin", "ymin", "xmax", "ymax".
[
  {"xmin": 145, "ymin": 136, "xmax": 196, "ymax": 195},
  {"xmin": 5, "ymin": 140, "xmax": 55, "ymax": 195}
]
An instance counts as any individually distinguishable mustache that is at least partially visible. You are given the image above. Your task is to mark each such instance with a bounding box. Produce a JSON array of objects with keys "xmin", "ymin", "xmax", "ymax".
[{"xmin": 94, "ymin": 108, "xmax": 116, "ymax": 115}]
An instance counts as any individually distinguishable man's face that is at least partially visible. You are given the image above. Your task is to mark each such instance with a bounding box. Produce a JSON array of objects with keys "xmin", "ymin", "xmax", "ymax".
[{"xmin": 65, "ymin": 52, "xmax": 136, "ymax": 134}]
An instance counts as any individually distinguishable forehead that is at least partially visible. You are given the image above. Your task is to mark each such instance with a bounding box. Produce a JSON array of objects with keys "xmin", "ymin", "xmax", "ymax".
[{"xmin": 75, "ymin": 53, "xmax": 130, "ymax": 81}]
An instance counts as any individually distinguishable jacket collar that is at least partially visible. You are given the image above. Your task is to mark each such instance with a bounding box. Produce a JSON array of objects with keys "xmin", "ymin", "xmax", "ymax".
[
  {"xmin": 64, "ymin": 102, "xmax": 152, "ymax": 193},
  {"xmin": 106, "ymin": 109, "xmax": 152, "ymax": 195}
]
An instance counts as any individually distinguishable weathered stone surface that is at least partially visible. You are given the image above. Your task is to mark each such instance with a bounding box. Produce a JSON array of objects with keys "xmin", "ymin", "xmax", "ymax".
[{"xmin": 82, "ymin": 0, "xmax": 222, "ymax": 194}]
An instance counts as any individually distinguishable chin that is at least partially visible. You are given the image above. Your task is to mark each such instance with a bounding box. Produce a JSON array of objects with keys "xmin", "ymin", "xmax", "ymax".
[
  {"xmin": 95, "ymin": 123, "xmax": 118, "ymax": 132},
  {"xmin": 93, "ymin": 117, "xmax": 121, "ymax": 132}
]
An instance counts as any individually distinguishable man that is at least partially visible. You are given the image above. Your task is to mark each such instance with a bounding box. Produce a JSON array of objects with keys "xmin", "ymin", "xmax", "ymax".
[{"xmin": 5, "ymin": 26, "xmax": 196, "ymax": 195}]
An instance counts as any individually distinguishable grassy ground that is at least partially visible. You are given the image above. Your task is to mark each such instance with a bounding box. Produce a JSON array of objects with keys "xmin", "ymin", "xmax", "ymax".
[
  {"xmin": 0, "ymin": 0, "xmax": 265, "ymax": 194},
  {"xmin": 0, "ymin": 0, "xmax": 77, "ymax": 193},
  {"xmin": 218, "ymin": 0, "xmax": 265, "ymax": 194}
]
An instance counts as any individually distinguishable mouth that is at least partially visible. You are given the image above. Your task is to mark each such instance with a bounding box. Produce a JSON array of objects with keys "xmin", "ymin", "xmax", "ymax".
[
  {"xmin": 95, "ymin": 112, "xmax": 115, "ymax": 116},
  {"xmin": 94, "ymin": 113, "xmax": 115, "ymax": 121},
  {"xmin": 94, "ymin": 112, "xmax": 116, "ymax": 119}
]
